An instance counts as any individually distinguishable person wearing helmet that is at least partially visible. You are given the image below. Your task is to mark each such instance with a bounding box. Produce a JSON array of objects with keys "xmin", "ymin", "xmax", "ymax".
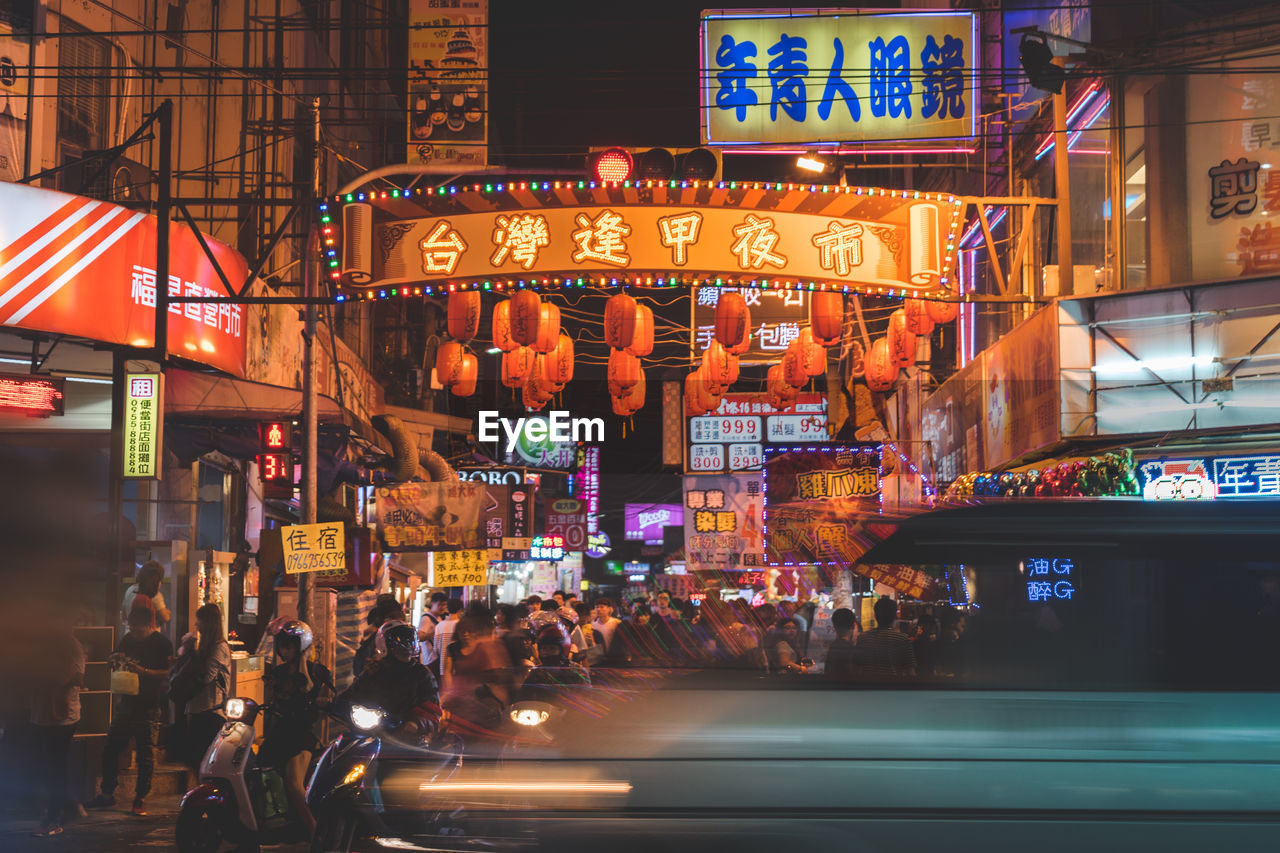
[
  {"xmin": 261, "ymin": 619, "xmax": 332, "ymax": 837},
  {"xmin": 334, "ymin": 621, "xmax": 442, "ymax": 738}
]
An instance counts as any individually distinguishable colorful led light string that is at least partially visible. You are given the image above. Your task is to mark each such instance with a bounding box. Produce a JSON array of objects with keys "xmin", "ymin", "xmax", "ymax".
[{"xmin": 319, "ymin": 184, "xmax": 964, "ymax": 303}]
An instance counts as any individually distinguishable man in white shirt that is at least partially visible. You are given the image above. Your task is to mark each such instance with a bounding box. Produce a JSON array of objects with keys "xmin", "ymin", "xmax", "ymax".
[
  {"xmin": 590, "ymin": 596, "xmax": 621, "ymax": 655},
  {"xmin": 431, "ymin": 598, "xmax": 464, "ymax": 676},
  {"xmin": 417, "ymin": 592, "xmax": 449, "ymax": 668}
]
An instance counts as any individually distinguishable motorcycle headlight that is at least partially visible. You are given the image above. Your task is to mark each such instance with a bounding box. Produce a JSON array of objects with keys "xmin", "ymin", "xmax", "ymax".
[
  {"xmin": 509, "ymin": 701, "xmax": 553, "ymax": 726},
  {"xmin": 225, "ymin": 698, "xmax": 247, "ymax": 721},
  {"xmin": 350, "ymin": 704, "xmax": 384, "ymax": 731}
]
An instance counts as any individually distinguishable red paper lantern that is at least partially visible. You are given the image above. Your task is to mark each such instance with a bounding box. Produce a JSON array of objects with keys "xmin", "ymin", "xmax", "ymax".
[
  {"xmin": 926, "ymin": 298, "xmax": 960, "ymax": 324},
  {"xmin": 612, "ymin": 395, "xmax": 634, "ymax": 417},
  {"xmin": 549, "ymin": 333, "xmax": 574, "ymax": 385},
  {"xmin": 726, "ymin": 352, "xmax": 740, "ymax": 386},
  {"xmin": 767, "ymin": 363, "xmax": 797, "ymax": 410},
  {"xmin": 533, "ymin": 301, "xmax": 560, "ymax": 354},
  {"xmin": 501, "ymin": 346, "xmax": 535, "ymax": 388},
  {"xmin": 683, "ymin": 371, "xmax": 706, "ymax": 417},
  {"xmin": 702, "ymin": 340, "xmax": 733, "ymax": 388},
  {"xmin": 510, "ymin": 290, "xmax": 541, "ymax": 346},
  {"xmin": 888, "ymin": 308, "xmax": 916, "ymax": 368},
  {"xmin": 866, "ymin": 337, "xmax": 899, "ymax": 392},
  {"xmin": 447, "ymin": 290, "xmax": 481, "ymax": 342},
  {"xmin": 604, "ymin": 292, "xmax": 637, "ymax": 349},
  {"xmin": 714, "ymin": 291, "xmax": 750, "ymax": 348},
  {"xmin": 727, "ymin": 329, "xmax": 752, "ymax": 356},
  {"xmin": 608, "ymin": 348, "xmax": 641, "ymax": 393},
  {"xmin": 626, "ymin": 304, "xmax": 654, "ymax": 357},
  {"xmin": 535, "ymin": 353, "xmax": 562, "ymax": 393},
  {"xmin": 848, "ymin": 339, "xmax": 866, "ymax": 378},
  {"xmin": 451, "ymin": 350, "xmax": 478, "ymax": 396},
  {"xmin": 492, "ymin": 299, "xmax": 517, "ymax": 352},
  {"xmin": 693, "ymin": 369, "xmax": 722, "ymax": 412},
  {"xmin": 904, "ymin": 298, "xmax": 935, "ymax": 336},
  {"xmin": 782, "ymin": 341, "xmax": 807, "ymax": 388},
  {"xmin": 435, "ymin": 340, "xmax": 464, "ymax": 386},
  {"xmin": 809, "ymin": 291, "xmax": 843, "ymax": 346},
  {"xmin": 624, "ymin": 368, "xmax": 647, "ymax": 412},
  {"xmin": 798, "ymin": 328, "xmax": 826, "ymax": 376}
]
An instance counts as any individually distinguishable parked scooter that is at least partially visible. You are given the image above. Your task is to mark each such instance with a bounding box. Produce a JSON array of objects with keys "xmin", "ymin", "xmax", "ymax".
[
  {"xmin": 175, "ymin": 697, "xmax": 299, "ymax": 853},
  {"xmin": 307, "ymin": 702, "xmax": 464, "ymax": 853}
]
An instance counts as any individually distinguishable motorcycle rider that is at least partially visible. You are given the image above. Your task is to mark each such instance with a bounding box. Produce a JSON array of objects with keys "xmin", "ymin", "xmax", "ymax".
[
  {"xmin": 260, "ymin": 620, "xmax": 332, "ymax": 838},
  {"xmin": 335, "ymin": 621, "xmax": 443, "ymax": 738}
]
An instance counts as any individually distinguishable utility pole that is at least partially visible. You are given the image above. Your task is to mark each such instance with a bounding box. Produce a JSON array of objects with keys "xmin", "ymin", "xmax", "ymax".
[
  {"xmin": 1051, "ymin": 57, "xmax": 1074, "ymax": 297},
  {"xmin": 299, "ymin": 98, "xmax": 322, "ymax": 627},
  {"xmin": 155, "ymin": 100, "xmax": 173, "ymax": 362}
]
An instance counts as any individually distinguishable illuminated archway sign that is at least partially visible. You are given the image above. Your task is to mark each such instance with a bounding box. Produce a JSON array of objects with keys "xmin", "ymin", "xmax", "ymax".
[{"xmin": 326, "ymin": 182, "xmax": 962, "ymax": 299}]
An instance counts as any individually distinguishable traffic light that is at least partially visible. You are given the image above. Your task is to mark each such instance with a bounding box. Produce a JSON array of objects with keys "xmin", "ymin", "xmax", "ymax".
[
  {"xmin": 587, "ymin": 147, "xmax": 721, "ymax": 183},
  {"xmin": 257, "ymin": 421, "xmax": 294, "ymax": 499}
]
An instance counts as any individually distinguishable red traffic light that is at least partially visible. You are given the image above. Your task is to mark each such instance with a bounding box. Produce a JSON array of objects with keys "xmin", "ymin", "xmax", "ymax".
[
  {"xmin": 589, "ymin": 147, "xmax": 634, "ymax": 183},
  {"xmin": 257, "ymin": 452, "xmax": 294, "ymax": 499},
  {"xmin": 259, "ymin": 420, "xmax": 290, "ymax": 451}
]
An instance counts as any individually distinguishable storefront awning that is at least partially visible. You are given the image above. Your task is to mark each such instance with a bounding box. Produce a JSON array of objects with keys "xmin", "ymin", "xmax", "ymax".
[
  {"xmin": 857, "ymin": 498, "xmax": 1280, "ymax": 564},
  {"xmin": 165, "ymin": 368, "xmax": 345, "ymax": 422}
]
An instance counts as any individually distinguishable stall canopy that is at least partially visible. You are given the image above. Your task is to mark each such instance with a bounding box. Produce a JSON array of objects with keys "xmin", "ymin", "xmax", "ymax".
[{"xmin": 857, "ymin": 498, "xmax": 1280, "ymax": 564}]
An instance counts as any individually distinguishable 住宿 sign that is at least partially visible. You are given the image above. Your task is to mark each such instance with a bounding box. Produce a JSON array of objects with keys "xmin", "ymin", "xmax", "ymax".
[{"xmin": 701, "ymin": 10, "xmax": 978, "ymax": 147}]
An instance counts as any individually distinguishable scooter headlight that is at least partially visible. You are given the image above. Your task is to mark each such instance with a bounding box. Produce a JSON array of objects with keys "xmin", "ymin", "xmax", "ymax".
[
  {"xmin": 225, "ymin": 698, "xmax": 247, "ymax": 721},
  {"xmin": 350, "ymin": 704, "xmax": 384, "ymax": 731},
  {"xmin": 509, "ymin": 701, "xmax": 554, "ymax": 726}
]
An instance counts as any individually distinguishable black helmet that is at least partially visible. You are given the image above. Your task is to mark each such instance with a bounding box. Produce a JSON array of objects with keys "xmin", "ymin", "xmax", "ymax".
[
  {"xmin": 273, "ymin": 619, "xmax": 313, "ymax": 655},
  {"xmin": 376, "ymin": 620, "xmax": 419, "ymax": 660},
  {"xmin": 535, "ymin": 621, "xmax": 571, "ymax": 655}
]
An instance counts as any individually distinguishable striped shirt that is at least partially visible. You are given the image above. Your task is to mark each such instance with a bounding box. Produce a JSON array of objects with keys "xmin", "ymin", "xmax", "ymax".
[{"xmin": 854, "ymin": 628, "xmax": 917, "ymax": 679}]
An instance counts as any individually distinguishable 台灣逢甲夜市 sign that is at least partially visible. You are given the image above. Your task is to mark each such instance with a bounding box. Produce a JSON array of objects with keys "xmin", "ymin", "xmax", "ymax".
[
  {"xmin": 339, "ymin": 183, "xmax": 961, "ymax": 299},
  {"xmin": 701, "ymin": 10, "xmax": 978, "ymax": 147}
]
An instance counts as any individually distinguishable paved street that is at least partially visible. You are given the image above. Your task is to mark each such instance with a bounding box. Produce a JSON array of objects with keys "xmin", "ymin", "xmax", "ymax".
[{"xmin": 0, "ymin": 795, "xmax": 309, "ymax": 853}]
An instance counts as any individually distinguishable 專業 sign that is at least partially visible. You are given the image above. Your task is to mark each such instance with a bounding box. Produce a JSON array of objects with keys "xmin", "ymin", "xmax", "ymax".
[
  {"xmin": 281, "ymin": 521, "xmax": 347, "ymax": 574},
  {"xmin": 701, "ymin": 10, "xmax": 978, "ymax": 147},
  {"xmin": 123, "ymin": 373, "xmax": 163, "ymax": 479},
  {"xmin": 431, "ymin": 549, "xmax": 489, "ymax": 587}
]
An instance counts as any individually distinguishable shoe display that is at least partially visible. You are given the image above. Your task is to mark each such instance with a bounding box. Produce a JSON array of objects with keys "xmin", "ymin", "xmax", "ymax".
[
  {"xmin": 85, "ymin": 794, "xmax": 115, "ymax": 809},
  {"xmin": 131, "ymin": 798, "xmax": 146, "ymax": 816}
]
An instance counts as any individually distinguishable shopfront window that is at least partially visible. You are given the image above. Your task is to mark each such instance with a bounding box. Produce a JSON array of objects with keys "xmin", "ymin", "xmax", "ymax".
[{"xmin": 1123, "ymin": 148, "xmax": 1148, "ymax": 289}]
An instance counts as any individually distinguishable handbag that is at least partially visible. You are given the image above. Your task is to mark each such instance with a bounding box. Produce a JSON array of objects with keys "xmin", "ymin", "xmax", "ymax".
[
  {"xmin": 110, "ymin": 668, "xmax": 140, "ymax": 696},
  {"xmin": 168, "ymin": 653, "xmax": 201, "ymax": 707}
]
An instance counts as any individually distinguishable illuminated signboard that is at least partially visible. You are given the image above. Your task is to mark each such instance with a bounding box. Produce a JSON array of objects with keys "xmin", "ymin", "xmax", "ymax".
[
  {"xmin": 691, "ymin": 286, "xmax": 812, "ymax": 364},
  {"xmin": 624, "ymin": 503, "xmax": 684, "ymax": 545},
  {"xmin": 0, "ymin": 182, "xmax": 249, "ymax": 377},
  {"xmin": 346, "ymin": 184, "xmax": 960, "ymax": 301},
  {"xmin": 700, "ymin": 10, "xmax": 978, "ymax": 148},
  {"xmin": 624, "ymin": 561, "xmax": 650, "ymax": 575},
  {"xmin": 123, "ymin": 373, "xmax": 163, "ymax": 479},
  {"xmin": 576, "ymin": 445, "xmax": 601, "ymax": 534},
  {"xmin": 1138, "ymin": 455, "xmax": 1280, "ymax": 501},
  {"xmin": 0, "ymin": 372, "xmax": 64, "ymax": 417},
  {"xmin": 1022, "ymin": 557, "xmax": 1075, "ymax": 603},
  {"xmin": 763, "ymin": 443, "xmax": 881, "ymax": 566},
  {"xmin": 687, "ymin": 392, "xmax": 828, "ymax": 473},
  {"xmin": 586, "ymin": 530, "xmax": 611, "ymax": 559},
  {"xmin": 531, "ymin": 535, "xmax": 564, "ymax": 561}
]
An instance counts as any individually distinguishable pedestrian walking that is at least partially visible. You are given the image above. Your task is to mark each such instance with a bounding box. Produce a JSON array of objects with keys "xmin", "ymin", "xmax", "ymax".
[
  {"xmin": 87, "ymin": 604, "xmax": 173, "ymax": 817},
  {"xmin": 30, "ymin": 613, "xmax": 84, "ymax": 836},
  {"xmin": 171, "ymin": 603, "xmax": 231, "ymax": 772}
]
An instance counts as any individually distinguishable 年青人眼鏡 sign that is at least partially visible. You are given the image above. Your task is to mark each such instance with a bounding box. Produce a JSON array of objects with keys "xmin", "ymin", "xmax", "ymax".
[{"xmin": 701, "ymin": 10, "xmax": 978, "ymax": 146}]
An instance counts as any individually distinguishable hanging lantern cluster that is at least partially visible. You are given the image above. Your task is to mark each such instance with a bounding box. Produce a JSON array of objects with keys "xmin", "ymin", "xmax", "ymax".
[
  {"xmin": 863, "ymin": 297, "xmax": 961, "ymax": 395},
  {"xmin": 437, "ymin": 291, "xmax": 482, "ymax": 397},
  {"xmin": 606, "ymin": 293, "xmax": 652, "ymax": 416}
]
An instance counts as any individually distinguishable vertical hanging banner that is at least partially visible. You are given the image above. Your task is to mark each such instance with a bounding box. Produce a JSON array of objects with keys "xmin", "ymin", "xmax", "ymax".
[
  {"xmin": 763, "ymin": 443, "xmax": 882, "ymax": 566},
  {"xmin": 123, "ymin": 373, "xmax": 163, "ymax": 479},
  {"xmin": 408, "ymin": 0, "xmax": 487, "ymax": 168}
]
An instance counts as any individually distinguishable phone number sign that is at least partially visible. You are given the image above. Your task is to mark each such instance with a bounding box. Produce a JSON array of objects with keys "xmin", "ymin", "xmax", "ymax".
[{"xmin": 686, "ymin": 392, "xmax": 827, "ymax": 473}]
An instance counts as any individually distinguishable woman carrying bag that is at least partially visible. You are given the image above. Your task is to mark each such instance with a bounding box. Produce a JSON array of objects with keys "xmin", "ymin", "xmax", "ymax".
[{"xmin": 170, "ymin": 603, "xmax": 231, "ymax": 770}]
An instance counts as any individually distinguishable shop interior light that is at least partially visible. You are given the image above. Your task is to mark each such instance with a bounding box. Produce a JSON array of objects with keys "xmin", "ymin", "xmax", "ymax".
[
  {"xmin": 1091, "ymin": 354, "xmax": 1215, "ymax": 376},
  {"xmin": 796, "ymin": 153, "xmax": 827, "ymax": 173}
]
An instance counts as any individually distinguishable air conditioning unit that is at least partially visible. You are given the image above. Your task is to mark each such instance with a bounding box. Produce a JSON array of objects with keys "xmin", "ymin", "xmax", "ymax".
[
  {"xmin": 1041, "ymin": 264, "xmax": 1100, "ymax": 297},
  {"xmin": 57, "ymin": 145, "xmax": 152, "ymax": 205}
]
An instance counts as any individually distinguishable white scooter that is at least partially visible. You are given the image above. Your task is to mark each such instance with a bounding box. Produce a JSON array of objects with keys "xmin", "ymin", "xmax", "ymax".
[{"xmin": 176, "ymin": 697, "xmax": 296, "ymax": 853}]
